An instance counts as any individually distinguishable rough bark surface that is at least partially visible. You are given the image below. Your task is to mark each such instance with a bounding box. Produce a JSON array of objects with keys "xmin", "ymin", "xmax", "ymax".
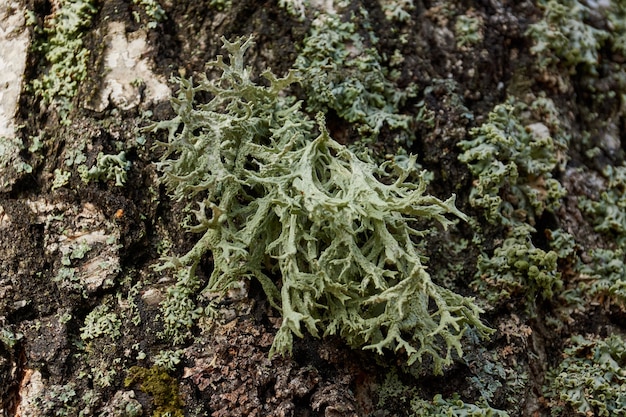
[{"xmin": 1, "ymin": 1, "xmax": 625, "ymax": 416}]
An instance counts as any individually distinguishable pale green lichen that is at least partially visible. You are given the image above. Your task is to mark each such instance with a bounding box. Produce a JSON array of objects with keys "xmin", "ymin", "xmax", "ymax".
[
  {"xmin": 52, "ymin": 168, "xmax": 72, "ymax": 190},
  {"xmin": 379, "ymin": 0, "xmax": 414, "ymax": 22},
  {"xmin": 543, "ymin": 334, "xmax": 626, "ymax": 416},
  {"xmin": 86, "ymin": 151, "xmax": 131, "ymax": 186},
  {"xmin": 294, "ymin": 11, "xmax": 415, "ymax": 146},
  {"xmin": 153, "ymin": 349, "xmax": 185, "ymax": 371},
  {"xmin": 526, "ymin": 0, "xmax": 607, "ymax": 73},
  {"xmin": 30, "ymin": 0, "xmax": 98, "ymax": 122},
  {"xmin": 33, "ymin": 383, "xmax": 79, "ymax": 417},
  {"xmin": 458, "ymin": 101, "xmax": 565, "ymax": 227},
  {"xmin": 458, "ymin": 101, "xmax": 567, "ymax": 311},
  {"xmin": 411, "ymin": 394, "xmax": 509, "ymax": 417},
  {"xmin": 473, "ymin": 224, "xmax": 562, "ymax": 307},
  {"xmin": 377, "ymin": 367, "xmax": 509, "ymax": 416},
  {"xmin": 80, "ymin": 304, "xmax": 122, "ymax": 342},
  {"xmin": 278, "ymin": 0, "xmax": 308, "ymax": 20},
  {"xmin": 525, "ymin": 0, "xmax": 626, "ymax": 115},
  {"xmin": 571, "ymin": 248, "xmax": 626, "ymax": 310},
  {"xmin": 455, "ymin": 13, "xmax": 483, "ymax": 48},
  {"xmin": 0, "ymin": 326, "xmax": 23, "ymax": 349},
  {"xmin": 60, "ymin": 240, "xmax": 92, "ymax": 266},
  {"xmin": 527, "ymin": 0, "xmax": 626, "ymax": 79},
  {"xmin": 607, "ymin": 1, "xmax": 626, "ymax": 56},
  {"xmin": 53, "ymin": 266, "xmax": 84, "ymax": 296},
  {"xmin": 132, "ymin": 0, "xmax": 165, "ymax": 29},
  {"xmin": 147, "ymin": 36, "xmax": 492, "ymax": 372},
  {"xmin": 209, "ymin": 0, "xmax": 231, "ymax": 11},
  {"xmin": 579, "ymin": 164, "xmax": 626, "ymax": 247},
  {"xmin": 0, "ymin": 135, "xmax": 33, "ymax": 192}
]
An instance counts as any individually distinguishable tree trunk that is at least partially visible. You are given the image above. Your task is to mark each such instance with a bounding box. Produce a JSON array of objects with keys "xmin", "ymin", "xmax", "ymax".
[{"xmin": 1, "ymin": 1, "xmax": 625, "ymax": 416}]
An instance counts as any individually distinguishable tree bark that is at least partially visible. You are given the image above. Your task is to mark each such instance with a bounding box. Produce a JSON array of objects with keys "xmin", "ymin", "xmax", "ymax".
[{"xmin": 1, "ymin": 1, "xmax": 625, "ymax": 416}]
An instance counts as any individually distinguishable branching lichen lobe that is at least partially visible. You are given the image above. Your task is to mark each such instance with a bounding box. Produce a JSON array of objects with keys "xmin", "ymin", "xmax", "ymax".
[{"xmin": 147, "ymin": 36, "xmax": 492, "ymax": 372}]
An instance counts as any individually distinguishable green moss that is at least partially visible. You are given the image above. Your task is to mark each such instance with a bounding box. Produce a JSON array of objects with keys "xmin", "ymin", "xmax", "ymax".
[
  {"xmin": 124, "ymin": 366, "xmax": 184, "ymax": 417},
  {"xmin": 147, "ymin": 36, "xmax": 492, "ymax": 372},
  {"xmin": 544, "ymin": 334, "xmax": 626, "ymax": 416}
]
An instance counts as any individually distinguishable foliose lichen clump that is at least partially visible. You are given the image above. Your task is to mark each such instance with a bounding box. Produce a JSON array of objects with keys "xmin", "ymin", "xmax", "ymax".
[
  {"xmin": 378, "ymin": 367, "xmax": 510, "ymax": 415},
  {"xmin": 458, "ymin": 101, "xmax": 567, "ymax": 311},
  {"xmin": 147, "ymin": 36, "xmax": 492, "ymax": 372},
  {"xmin": 458, "ymin": 102, "xmax": 565, "ymax": 227},
  {"xmin": 474, "ymin": 224, "xmax": 562, "ymax": 306},
  {"xmin": 543, "ymin": 334, "xmax": 626, "ymax": 416},
  {"xmin": 30, "ymin": 0, "xmax": 98, "ymax": 122},
  {"xmin": 579, "ymin": 165, "xmax": 626, "ymax": 247},
  {"xmin": 294, "ymin": 11, "xmax": 414, "ymax": 146},
  {"xmin": 526, "ymin": 0, "xmax": 609, "ymax": 73}
]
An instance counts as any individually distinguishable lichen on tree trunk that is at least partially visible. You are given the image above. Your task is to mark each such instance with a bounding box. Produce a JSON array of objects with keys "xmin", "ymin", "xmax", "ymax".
[{"xmin": 1, "ymin": 1, "xmax": 626, "ymax": 416}]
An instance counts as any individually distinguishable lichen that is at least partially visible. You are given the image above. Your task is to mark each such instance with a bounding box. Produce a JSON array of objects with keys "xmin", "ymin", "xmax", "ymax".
[
  {"xmin": 146, "ymin": 36, "xmax": 492, "ymax": 372},
  {"xmin": 294, "ymin": 11, "xmax": 415, "ymax": 146},
  {"xmin": 458, "ymin": 101, "xmax": 565, "ymax": 227},
  {"xmin": 153, "ymin": 349, "xmax": 185, "ymax": 371},
  {"xmin": 0, "ymin": 135, "xmax": 33, "ymax": 192},
  {"xmin": 52, "ymin": 168, "xmax": 72, "ymax": 190},
  {"xmin": 132, "ymin": 0, "xmax": 165, "ymax": 29},
  {"xmin": 455, "ymin": 12, "xmax": 483, "ymax": 49},
  {"xmin": 411, "ymin": 394, "xmax": 509, "ymax": 417},
  {"xmin": 33, "ymin": 383, "xmax": 79, "ymax": 417},
  {"xmin": 377, "ymin": 368, "xmax": 509, "ymax": 417},
  {"xmin": 80, "ymin": 304, "xmax": 122, "ymax": 342},
  {"xmin": 458, "ymin": 100, "xmax": 567, "ymax": 312},
  {"xmin": 526, "ymin": 0, "xmax": 608, "ymax": 73},
  {"xmin": 543, "ymin": 334, "xmax": 626, "ymax": 416},
  {"xmin": 579, "ymin": 164, "xmax": 626, "ymax": 247},
  {"xmin": 278, "ymin": 0, "xmax": 308, "ymax": 20},
  {"xmin": 29, "ymin": 0, "xmax": 98, "ymax": 122},
  {"xmin": 473, "ymin": 224, "xmax": 562, "ymax": 307},
  {"xmin": 209, "ymin": 0, "xmax": 231, "ymax": 11},
  {"xmin": 379, "ymin": 0, "xmax": 414, "ymax": 22},
  {"xmin": 569, "ymin": 248, "xmax": 626, "ymax": 310},
  {"xmin": 0, "ymin": 326, "xmax": 23, "ymax": 349},
  {"xmin": 86, "ymin": 151, "xmax": 131, "ymax": 186}
]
